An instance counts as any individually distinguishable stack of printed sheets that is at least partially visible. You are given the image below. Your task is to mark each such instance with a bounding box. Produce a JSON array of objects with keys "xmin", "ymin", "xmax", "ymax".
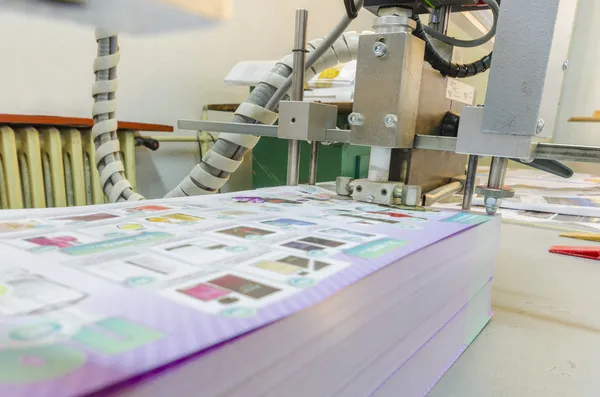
[{"xmin": 0, "ymin": 186, "xmax": 500, "ymax": 397}]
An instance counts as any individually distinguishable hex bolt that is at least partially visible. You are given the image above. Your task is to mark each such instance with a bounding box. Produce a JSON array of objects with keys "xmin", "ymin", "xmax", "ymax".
[
  {"xmin": 372, "ymin": 41, "xmax": 388, "ymax": 57},
  {"xmin": 536, "ymin": 119, "xmax": 545, "ymax": 135},
  {"xmin": 366, "ymin": 195, "xmax": 375, "ymax": 203},
  {"xmin": 384, "ymin": 114, "xmax": 398, "ymax": 128},
  {"xmin": 348, "ymin": 112, "xmax": 364, "ymax": 126},
  {"xmin": 562, "ymin": 60, "xmax": 569, "ymax": 71}
]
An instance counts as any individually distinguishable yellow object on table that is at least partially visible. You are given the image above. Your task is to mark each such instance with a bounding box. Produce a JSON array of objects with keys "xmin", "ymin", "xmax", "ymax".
[
  {"xmin": 569, "ymin": 110, "xmax": 600, "ymax": 123},
  {"xmin": 560, "ymin": 232, "xmax": 600, "ymax": 242}
]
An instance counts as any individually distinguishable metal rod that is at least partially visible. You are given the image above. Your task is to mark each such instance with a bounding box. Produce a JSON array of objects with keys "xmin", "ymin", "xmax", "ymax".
[
  {"xmin": 309, "ymin": 141, "xmax": 319, "ymax": 185},
  {"xmin": 487, "ymin": 157, "xmax": 508, "ymax": 189},
  {"xmin": 291, "ymin": 9, "xmax": 308, "ymax": 101},
  {"xmin": 286, "ymin": 8, "xmax": 308, "ymax": 187},
  {"xmin": 462, "ymin": 155, "xmax": 479, "ymax": 211}
]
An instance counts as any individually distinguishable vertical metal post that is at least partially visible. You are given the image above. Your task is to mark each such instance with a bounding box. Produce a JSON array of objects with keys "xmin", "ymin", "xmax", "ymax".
[
  {"xmin": 286, "ymin": 9, "xmax": 308, "ymax": 186},
  {"xmin": 461, "ymin": 155, "xmax": 479, "ymax": 211},
  {"xmin": 308, "ymin": 141, "xmax": 319, "ymax": 185},
  {"xmin": 487, "ymin": 157, "xmax": 508, "ymax": 189}
]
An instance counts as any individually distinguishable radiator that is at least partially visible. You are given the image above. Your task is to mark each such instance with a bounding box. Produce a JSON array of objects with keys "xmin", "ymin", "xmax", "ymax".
[{"xmin": 0, "ymin": 126, "xmax": 136, "ymax": 210}]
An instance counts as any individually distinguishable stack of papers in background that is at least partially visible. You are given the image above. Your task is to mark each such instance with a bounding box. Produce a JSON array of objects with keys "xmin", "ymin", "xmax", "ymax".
[
  {"xmin": 0, "ymin": 187, "xmax": 499, "ymax": 397},
  {"xmin": 225, "ymin": 61, "xmax": 357, "ymax": 103},
  {"xmin": 437, "ymin": 168, "xmax": 600, "ymax": 232}
]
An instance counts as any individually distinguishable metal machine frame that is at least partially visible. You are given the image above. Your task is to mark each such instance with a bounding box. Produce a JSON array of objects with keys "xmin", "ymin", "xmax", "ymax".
[{"xmin": 177, "ymin": 0, "xmax": 592, "ymax": 215}]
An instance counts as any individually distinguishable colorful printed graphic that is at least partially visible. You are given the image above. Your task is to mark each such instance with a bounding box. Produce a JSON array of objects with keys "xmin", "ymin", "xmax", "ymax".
[
  {"xmin": 441, "ymin": 213, "xmax": 490, "ymax": 225},
  {"xmin": 179, "ymin": 284, "xmax": 229, "ymax": 301},
  {"xmin": 232, "ymin": 197, "xmax": 302, "ymax": 205},
  {"xmin": 368, "ymin": 211, "xmax": 427, "ymax": 221},
  {"xmin": 53, "ymin": 213, "xmax": 119, "ymax": 223},
  {"xmin": 237, "ymin": 253, "xmax": 351, "ymax": 287},
  {"xmin": 62, "ymin": 232, "xmax": 173, "ymax": 256},
  {"xmin": 124, "ymin": 205, "xmax": 173, "ymax": 213},
  {"xmin": 118, "ymin": 223, "xmax": 146, "ymax": 231},
  {"xmin": 216, "ymin": 226, "xmax": 275, "ymax": 240},
  {"xmin": 0, "ymin": 221, "xmax": 49, "ymax": 235},
  {"xmin": 209, "ymin": 275, "xmax": 280, "ymax": 299},
  {"xmin": 26, "ymin": 236, "xmax": 80, "ymax": 249},
  {"xmin": 146, "ymin": 213, "xmax": 204, "ymax": 224},
  {"xmin": 345, "ymin": 238, "xmax": 408, "ymax": 259},
  {"xmin": 261, "ymin": 218, "xmax": 316, "ymax": 228}
]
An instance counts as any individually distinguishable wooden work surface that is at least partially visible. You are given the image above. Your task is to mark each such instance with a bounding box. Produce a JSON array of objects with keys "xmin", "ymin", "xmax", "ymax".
[
  {"xmin": 0, "ymin": 114, "xmax": 173, "ymax": 132},
  {"xmin": 569, "ymin": 110, "xmax": 600, "ymax": 123},
  {"xmin": 206, "ymin": 102, "xmax": 355, "ymax": 113}
]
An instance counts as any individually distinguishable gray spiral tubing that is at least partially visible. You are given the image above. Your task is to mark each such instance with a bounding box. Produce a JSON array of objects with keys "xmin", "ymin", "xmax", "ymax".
[
  {"xmin": 92, "ymin": 28, "xmax": 144, "ymax": 202},
  {"xmin": 165, "ymin": 31, "xmax": 362, "ymax": 198},
  {"xmin": 93, "ymin": 29, "xmax": 361, "ymax": 202}
]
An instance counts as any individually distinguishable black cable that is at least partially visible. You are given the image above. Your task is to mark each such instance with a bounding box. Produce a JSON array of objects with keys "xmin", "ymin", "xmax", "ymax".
[
  {"xmin": 422, "ymin": 0, "xmax": 499, "ymax": 48},
  {"xmin": 413, "ymin": 15, "xmax": 493, "ymax": 78},
  {"xmin": 343, "ymin": 0, "xmax": 358, "ymax": 19}
]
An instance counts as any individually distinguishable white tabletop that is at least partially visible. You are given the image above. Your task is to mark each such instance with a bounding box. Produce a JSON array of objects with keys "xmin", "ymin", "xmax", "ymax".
[{"xmin": 429, "ymin": 224, "xmax": 600, "ymax": 397}]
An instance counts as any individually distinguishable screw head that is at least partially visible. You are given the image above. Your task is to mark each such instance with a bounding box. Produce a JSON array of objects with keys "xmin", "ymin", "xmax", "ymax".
[
  {"xmin": 484, "ymin": 196, "xmax": 499, "ymax": 216},
  {"xmin": 536, "ymin": 119, "xmax": 545, "ymax": 135},
  {"xmin": 355, "ymin": 185, "xmax": 363, "ymax": 193},
  {"xmin": 348, "ymin": 112, "xmax": 364, "ymax": 126},
  {"xmin": 381, "ymin": 189, "xmax": 388, "ymax": 196},
  {"xmin": 562, "ymin": 60, "xmax": 569, "ymax": 71},
  {"xmin": 384, "ymin": 114, "xmax": 398, "ymax": 128},
  {"xmin": 372, "ymin": 41, "xmax": 388, "ymax": 57}
]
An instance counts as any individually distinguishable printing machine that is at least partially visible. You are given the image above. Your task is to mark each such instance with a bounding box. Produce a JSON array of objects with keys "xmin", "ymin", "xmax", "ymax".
[
  {"xmin": 5, "ymin": 0, "xmax": 593, "ymax": 216},
  {"xmin": 177, "ymin": 0, "xmax": 591, "ymax": 216}
]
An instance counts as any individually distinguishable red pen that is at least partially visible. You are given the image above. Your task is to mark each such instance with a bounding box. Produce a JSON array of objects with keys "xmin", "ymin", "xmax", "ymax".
[{"xmin": 549, "ymin": 246, "xmax": 600, "ymax": 261}]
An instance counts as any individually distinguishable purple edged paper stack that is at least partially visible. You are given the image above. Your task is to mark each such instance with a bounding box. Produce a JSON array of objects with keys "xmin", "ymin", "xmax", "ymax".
[{"xmin": 0, "ymin": 186, "xmax": 500, "ymax": 397}]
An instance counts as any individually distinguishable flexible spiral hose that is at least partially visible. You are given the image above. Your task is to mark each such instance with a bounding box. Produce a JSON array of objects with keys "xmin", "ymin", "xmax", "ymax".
[
  {"xmin": 165, "ymin": 31, "xmax": 363, "ymax": 198},
  {"xmin": 92, "ymin": 29, "xmax": 144, "ymax": 202}
]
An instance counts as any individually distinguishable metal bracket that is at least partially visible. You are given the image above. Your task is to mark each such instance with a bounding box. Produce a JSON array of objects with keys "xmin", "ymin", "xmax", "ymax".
[
  {"xmin": 278, "ymin": 101, "xmax": 338, "ymax": 141},
  {"xmin": 351, "ymin": 179, "xmax": 403, "ymax": 205}
]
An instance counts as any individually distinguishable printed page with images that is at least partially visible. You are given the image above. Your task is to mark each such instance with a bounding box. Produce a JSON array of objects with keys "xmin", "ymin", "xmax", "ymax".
[{"xmin": 0, "ymin": 186, "xmax": 492, "ymax": 397}]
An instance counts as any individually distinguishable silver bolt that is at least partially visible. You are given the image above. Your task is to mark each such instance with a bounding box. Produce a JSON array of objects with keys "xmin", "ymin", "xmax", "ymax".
[
  {"xmin": 536, "ymin": 118, "xmax": 545, "ymax": 135},
  {"xmin": 372, "ymin": 41, "xmax": 388, "ymax": 58},
  {"xmin": 484, "ymin": 196, "xmax": 499, "ymax": 216},
  {"xmin": 365, "ymin": 195, "xmax": 375, "ymax": 203},
  {"xmin": 562, "ymin": 60, "xmax": 569, "ymax": 71},
  {"xmin": 348, "ymin": 112, "xmax": 364, "ymax": 126},
  {"xmin": 384, "ymin": 114, "xmax": 398, "ymax": 128}
]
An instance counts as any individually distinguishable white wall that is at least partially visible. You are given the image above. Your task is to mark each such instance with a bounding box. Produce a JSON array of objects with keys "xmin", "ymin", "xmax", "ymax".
[
  {"xmin": 554, "ymin": 0, "xmax": 600, "ymax": 146},
  {"xmin": 0, "ymin": 2, "xmax": 489, "ymax": 198}
]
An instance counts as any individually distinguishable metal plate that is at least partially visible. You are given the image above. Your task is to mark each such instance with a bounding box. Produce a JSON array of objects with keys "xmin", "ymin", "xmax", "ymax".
[
  {"xmin": 351, "ymin": 179, "xmax": 402, "ymax": 205},
  {"xmin": 481, "ymin": 0, "xmax": 566, "ymax": 136},
  {"xmin": 350, "ymin": 32, "xmax": 425, "ymax": 148},
  {"xmin": 457, "ymin": 106, "xmax": 535, "ymax": 159}
]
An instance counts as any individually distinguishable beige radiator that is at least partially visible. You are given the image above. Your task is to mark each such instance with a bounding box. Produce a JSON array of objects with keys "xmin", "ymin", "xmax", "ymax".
[{"xmin": 0, "ymin": 125, "xmax": 137, "ymax": 210}]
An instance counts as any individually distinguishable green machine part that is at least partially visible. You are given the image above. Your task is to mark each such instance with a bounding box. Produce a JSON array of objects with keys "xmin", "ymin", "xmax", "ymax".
[{"xmin": 252, "ymin": 138, "xmax": 371, "ymax": 189}]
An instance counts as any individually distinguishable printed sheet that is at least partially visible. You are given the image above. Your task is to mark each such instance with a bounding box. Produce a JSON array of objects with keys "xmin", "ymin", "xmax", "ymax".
[{"xmin": 0, "ymin": 186, "xmax": 491, "ymax": 397}]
